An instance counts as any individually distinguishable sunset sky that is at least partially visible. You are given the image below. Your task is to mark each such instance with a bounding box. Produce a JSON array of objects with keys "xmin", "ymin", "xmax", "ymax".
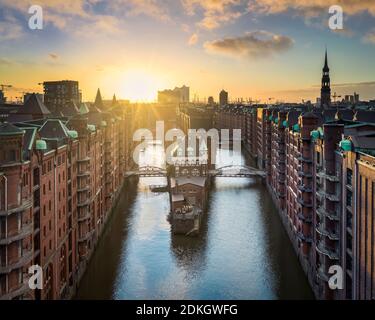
[{"xmin": 1, "ymin": 0, "xmax": 375, "ymax": 103}]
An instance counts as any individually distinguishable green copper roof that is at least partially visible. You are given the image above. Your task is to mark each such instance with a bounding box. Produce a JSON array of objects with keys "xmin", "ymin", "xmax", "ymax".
[
  {"xmin": 36, "ymin": 139, "xmax": 47, "ymax": 150},
  {"xmin": 79, "ymin": 103, "xmax": 90, "ymax": 115},
  {"xmin": 274, "ymin": 118, "xmax": 279, "ymax": 124},
  {"xmin": 68, "ymin": 130, "xmax": 78, "ymax": 139},
  {"xmin": 317, "ymin": 127, "xmax": 324, "ymax": 138},
  {"xmin": 293, "ymin": 124, "xmax": 300, "ymax": 132},
  {"xmin": 340, "ymin": 140, "xmax": 352, "ymax": 152},
  {"xmin": 311, "ymin": 130, "xmax": 320, "ymax": 141},
  {"xmin": 283, "ymin": 120, "xmax": 288, "ymax": 128},
  {"xmin": 87, "ymin": 124, "xmax": 96, "ymax": 132}
]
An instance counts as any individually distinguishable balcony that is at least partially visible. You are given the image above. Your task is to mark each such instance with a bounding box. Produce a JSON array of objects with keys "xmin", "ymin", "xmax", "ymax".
[
  {"xmin": 316, "ymin": 189, "xmax": 340, "ymax": 202},
  {"xmin": 316, "ymin": 241, "xmax": 339, "ymax": 260},
  {"xmin": 77, "ymin": 198, "xmax": 93, "ymax": 208},
  {"xmin": 297, "ymin": 156, "xmax": 313, "ymax": 164},
  {"xmin": 0, "ymin": 223, "xmax": 33, "ymax": 245},
  {"xmin": 296, "ymin": 231, "xmax": 312, "ymax": 243},
  {"xmin": 0, "ymin": 199, "xmax": 32, "ymax": 217},
  {"xmin": 0, "ymin": 249, "xmax": 33, "ymax": 274},
  {"xmin": 78, "ymin": 211, "xmax": 91, "ymax": 222},
  {"xmin": 316, "ymin": 222, "xmax": 339, "ymax": 241},
  {"xmin": 298, "ymin": 171, "xmax": 313, "ymax": 178},
  {"xmin": 297, "ymin": 198, "xmax": 313, "ymax": 208},
  {"xmin": 298, "ymin": 185, "xmax": 312, "ymax": 193},
  {"xmin": 317, "ymin": 265, "xmax": 330, "ymax": 282},
  {"xmin": 78, "ymin": 229, "xmax": 95, "ymax": 242},
  {"xmin": 297, "ymin": 212, "xmax": 312, "ymax": 223},
  {"xmin": 316, "ymin": 206, "xmax": 339, "ymax": 221},
  {"xmin": 77, "ymin": 157, "xmax": 91, "ymax": 163},
  {"xmin": 77, "ymin": 171, "xmax": 91, "ymax": 177},
  {"xmin": 317, "ymin": 170, "xmax": 339, "ymax": 182},
  {"xmin": 77, "ymin": 186, "xmax": 90, "ymax": 193},
  {"xmin": 0, "ymin": 280, "xmax": 30, "ymax": 300}
]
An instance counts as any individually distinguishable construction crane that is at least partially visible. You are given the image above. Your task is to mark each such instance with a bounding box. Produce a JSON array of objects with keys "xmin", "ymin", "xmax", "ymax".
[{"xmin": 0, "ymin": 84, "xmax": 12, "ymax": 91}]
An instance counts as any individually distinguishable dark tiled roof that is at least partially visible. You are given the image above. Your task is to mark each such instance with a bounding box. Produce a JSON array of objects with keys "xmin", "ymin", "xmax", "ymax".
[
  {"xmin": 351, "ymin": 136, "xmax": 375, "ymax": 150},
  {"xmin": 302, "ymin": 112, "xmax": 319, "ymax": 119},
  {"xmin": 94, "ymin": 88, "xmax": 104, "ymax": 110},
  {"xmin": 354, "ymin": 110, "xmax": 375, "ymax": 123},
  {"xmin": 7, "ymin": 113, "xmax": 34, "ymax": 123},
  {"xmin": 39, "ymin": 119, "xmax": 69, "ymax": 140},
  {"xmin": 286, "ymin": 110, "xmax": 301, "ymax": 126},
  {"xmin": 336, "ymin": 109, "xmax": 354, "ymax": 121},
  {"xmin": 19, "ymin": 94, "xmax": 51, "ymax": 116},
  {"xmin": 0, "ymin": 122, "xmax": 25, "ymax": 136},
  {"xmin": 322, "ymin": 109, "xmax": 337, "ymax": 122},
  {"xmin": 61, "ymin": 101, "xmax": 79, "ymax": 117}
]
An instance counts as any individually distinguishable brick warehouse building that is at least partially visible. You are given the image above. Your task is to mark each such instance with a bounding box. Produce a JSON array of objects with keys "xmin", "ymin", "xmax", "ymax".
[
  {"xmin": 210, "ymin": 51, "xmax": 375, "ymax": 300},
  {"xmin": 0, "ymin": 90, "xmax": 134, "ymax": 300},
  {"xmin": 214, "ymin": 101, "xmax": 375, "ymax": 300}
]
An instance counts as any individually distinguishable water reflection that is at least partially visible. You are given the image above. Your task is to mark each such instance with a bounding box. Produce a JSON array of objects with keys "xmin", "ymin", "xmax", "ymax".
[{"xmin": 76, "ymin": 146, "xmax": 314, "ymax": 300}]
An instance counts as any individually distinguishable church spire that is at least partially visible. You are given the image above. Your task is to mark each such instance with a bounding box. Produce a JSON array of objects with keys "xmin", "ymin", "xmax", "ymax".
[
  {"xmin": 320, "ymin": 48, "xmax": 331, "ymax": 108},
  {"xmin": 94, "ymin": 88, "xmax": 104, "ymax": 109},
  {"xmin": 323, "ymin": 48, "xmax": 329, "ymax": 72},
  {"xmin": 112, "ymin": 94, "xmax": 117, "ymax": 106}
]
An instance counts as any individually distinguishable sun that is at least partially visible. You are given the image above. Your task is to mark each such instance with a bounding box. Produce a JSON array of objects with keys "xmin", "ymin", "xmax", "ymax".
[{"xmin": 121, "ymin": 69, "xmax": 161, "ymax": 102}]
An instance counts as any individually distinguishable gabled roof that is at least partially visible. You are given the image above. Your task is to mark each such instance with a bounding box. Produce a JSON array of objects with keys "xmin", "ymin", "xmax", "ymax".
[
  {"xmin": 94, "ymin": 88, "xmax": 104, "ymax": 109},
  {"xmin": 62, "ymin": 101, "xmax": 79, "ymax": 117},
  {"xmin": 112, "ymin": 94, "xmax": 117, "ymax": 106},
  {"xmin": 0, "ymin": 122, "xmax": 25, "ymax": 136},
  {"xmin": 79, "ymin": 103, "xmax": 90, "ymax": 115},
  {"xmin": 336, "ymin": 109, "xmax": 354, "ymax": 121},
  {"xmin": 322, "ymin": 109, "xmax": 337, "ymax": 122},
  {"xmin": 351, "ymin": 136, "xmax": 375, "ymax": 150},
  {"xmin": 20, "ymin": 94, "xmax": 51, "ymax": 116},
  {"xmin": 286, "ymin": 110, "xmax": 301, "ymax": 126},
  {"xmin": 39, "ymin": 119, "xmax": 69, "ymax": 140},
  {"xmin": 354, "ymin": 110, "xmax": 375, "ymax": 123}
]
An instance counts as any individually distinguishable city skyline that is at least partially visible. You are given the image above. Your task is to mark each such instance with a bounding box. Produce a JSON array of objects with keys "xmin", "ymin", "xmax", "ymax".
[{"xmin": 1, "ymin": 0, "xmax": 375, "ymax": 102}]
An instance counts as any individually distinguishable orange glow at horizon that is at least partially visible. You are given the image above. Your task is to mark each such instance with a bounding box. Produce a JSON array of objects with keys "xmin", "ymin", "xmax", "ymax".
[{"xmin": 119, "ymin": 69, "xmax": 165, "ymax": 103}]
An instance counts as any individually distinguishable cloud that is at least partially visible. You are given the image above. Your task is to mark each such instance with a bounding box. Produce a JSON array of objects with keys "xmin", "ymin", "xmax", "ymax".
[
  {"xmin": 248, "ymin": 0, "xmax": 375, "ymax": 17},
  {"xmin": 363, "ymin": 30, "xmax": 375, "ymax": 44},
  {"xmin": 0, "ymin": 0, "xmax": 174, "ymax": 39},
  {"xmin": 182, "ymin": 0, "xmax": 244, "ymax": 29},
  {"xmin": 204, "ymin": 30, "xmax": 294, "ymax": 60},
  {"xmin": 48, "ymin": 53, "xmax": 59, "ymax": 60},
  {"xmin": 0, "ymin": 15, "xmax": 23, "ymax": 41},
  {"xmin": 313, "ymin": 81, "xmax": 375, "ymax": 88},
  {"xmin": 127, "ymin": 0, "xmax": 171, "ymax": 21},
  {"xmin": 188, "ymin": 33, "xmax": 199, "ymax": 45},
  {"xmin": 0, "ymin": 58, "xmax": 13, "ymax": 66}
]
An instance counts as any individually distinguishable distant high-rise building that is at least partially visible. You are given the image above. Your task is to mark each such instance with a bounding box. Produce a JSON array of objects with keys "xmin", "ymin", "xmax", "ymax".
[
  {"xmin": 0, "ymin": 90, "xmax": 5, "ymax": 104},
  {"xmin": 43, "ymin": 80, "xmax": 80, "ymax": 113},
  {"xmin": 219, "ymin": 90, "xmax": 228, "ymax": 106},
  {"xmin": 320, "ymin": 50, "xmax": 331, "ymax": 109},
  {"xmin": 208, "ymin": 96, "xmax": 214, "ymax": 105},
  {"xmin": 158, "ymin": 86, "xmax": 190, "ymax": 104}
]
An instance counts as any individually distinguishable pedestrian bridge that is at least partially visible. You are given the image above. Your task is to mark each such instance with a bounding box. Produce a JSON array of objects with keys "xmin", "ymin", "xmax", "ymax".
[
  {"xmin": 125, "ymin": 165, "xmax": 265, "ymax": 178},
  {"xmin": 209, "ymin": 165, "xmax": 266, "ymax": 178},
  {"xmin": 125, "ymin": 166, "xmax": 167, "ymax": 177}
]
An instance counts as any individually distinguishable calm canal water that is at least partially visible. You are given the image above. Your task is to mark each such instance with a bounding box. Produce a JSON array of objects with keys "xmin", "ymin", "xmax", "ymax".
[{"xmin": 76, "ymin": 146, "xmax": 314, "ymax": 300}]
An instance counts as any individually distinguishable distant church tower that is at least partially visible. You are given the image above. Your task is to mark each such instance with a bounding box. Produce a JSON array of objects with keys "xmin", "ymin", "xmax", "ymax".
[{"xmin": 320, "ymin": 49, "xmax": 331, "ymax": 108}]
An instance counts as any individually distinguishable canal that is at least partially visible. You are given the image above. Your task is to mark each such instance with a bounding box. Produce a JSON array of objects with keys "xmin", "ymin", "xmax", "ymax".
[{"xmin": 76, "ymin": 145, "xmax": 314, "ymax": 300}]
